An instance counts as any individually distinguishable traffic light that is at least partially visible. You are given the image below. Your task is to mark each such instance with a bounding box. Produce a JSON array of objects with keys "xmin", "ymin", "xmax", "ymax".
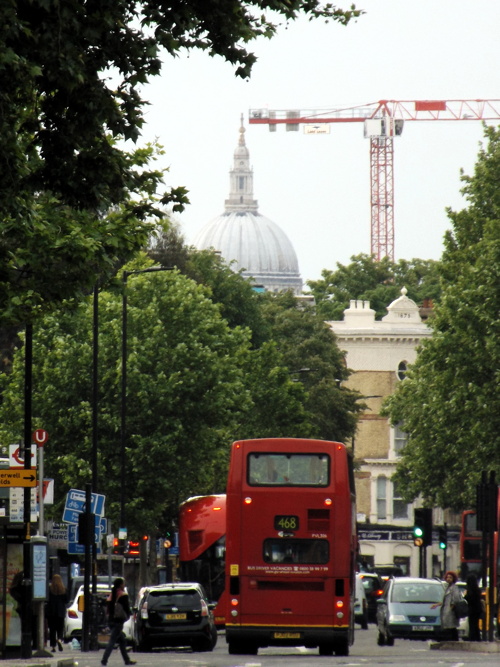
[
  {"xmin": 413, "ymin": 508, "xmax": 432, "ymax": 547},
  {"xmin": 112, "ymin": 537, "xmax": 125, "ymax": 554},
  {"xmin": 438, "ymin": 526, "xmax": 448, "ymax": 550}
]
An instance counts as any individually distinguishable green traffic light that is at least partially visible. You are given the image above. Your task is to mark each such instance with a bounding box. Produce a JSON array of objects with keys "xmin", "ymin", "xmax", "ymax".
[
  {"xmin": 413, "ymin": 526, "xmax": 424, "ymax": 537},
  {"xmin": 439, "ymin": 541, "xmax": 446, "ymax": 550}
]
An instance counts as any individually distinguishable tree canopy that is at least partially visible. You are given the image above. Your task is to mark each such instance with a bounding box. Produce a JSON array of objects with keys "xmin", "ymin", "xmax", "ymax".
[
  {"xmin": 1, "ymin": 0, "xmax": 361, "ymax": 325},
  {"xmin": 385, "ymin": 125, "xmax": 500, "ymax": 510},
  {"xmin": 308, "ymin": 253, "xmax": 441, "ymax": 320}
]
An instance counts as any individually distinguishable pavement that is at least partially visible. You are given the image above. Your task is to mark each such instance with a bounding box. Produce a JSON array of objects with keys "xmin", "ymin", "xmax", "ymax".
[{"xmin": 430, "ymin": 640, "xmax": 500, "ymax": 652}]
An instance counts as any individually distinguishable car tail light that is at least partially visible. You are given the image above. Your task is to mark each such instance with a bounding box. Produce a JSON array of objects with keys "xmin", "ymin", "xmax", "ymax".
[
  {"xmin": 140, "ymin": 601, "xmax": 148, "ymax": 619},
  {"xmin": 67, "ymin": 610, "xmax": 78, "ymax": 619},
  {"xmin": 200, "ymin": 599, "xmax": 209, "ymax": 617}
]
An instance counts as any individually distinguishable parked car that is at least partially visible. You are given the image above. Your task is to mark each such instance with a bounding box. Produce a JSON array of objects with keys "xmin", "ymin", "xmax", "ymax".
[
  {"xmin": 66, "ymin": 576, "xmax": 114, "ymax": 607},
  {"xmin": 354, "ymin": 574, "xmax": 368, "ymax": 629},
  {"xmin": 132, "ymin": 582, "xmax": 217, "ymax": 652},
  {"xmin": 64, "ymin": 583, "xmax": 133, "ymax": 645},
  {"xmin": 373, "ymin": 564, "xmax": 405, "ymax": 581},
  {"xmin": 376, "ymin": 577, "xmax": 444, "ymax": 645},
  {"xmin": 358, "ymin": 572, "xmax": 385, "ymax": 623}
]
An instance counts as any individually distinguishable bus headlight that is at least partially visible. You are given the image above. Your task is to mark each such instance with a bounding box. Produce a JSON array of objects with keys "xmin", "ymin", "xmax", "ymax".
[
  {"xmin": 231, "ymin": 609, "xmax": 238, "ymax": 617},
  {"xmin": 336, "ymin": 611, "xmax": 344, "ymax": 619}
]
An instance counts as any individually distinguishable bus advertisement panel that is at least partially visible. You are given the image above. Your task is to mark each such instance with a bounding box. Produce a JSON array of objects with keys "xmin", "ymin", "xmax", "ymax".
[
  {"xmin": 178, "ymin": 494, "xmax": 227, "ymax": 625},
  {"xmin": 225, "ymin": 438, "xmax": 356, "ymax": 656}
]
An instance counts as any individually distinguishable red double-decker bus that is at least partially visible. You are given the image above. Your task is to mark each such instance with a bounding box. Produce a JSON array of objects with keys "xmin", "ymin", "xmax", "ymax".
[
  {"xmin": 178, "ymin": 494, "xmax": 227, "ymax": 625},
  {"xmin": 225, "ymin": 438, "xmax": 356, "ymax": 656}
]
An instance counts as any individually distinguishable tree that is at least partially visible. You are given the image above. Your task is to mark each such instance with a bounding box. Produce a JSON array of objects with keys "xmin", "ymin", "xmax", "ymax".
[
  {"xmin": 0, "ymin": 266, "xmax": 253, "ymax": 534},
  {"xmin": 258, "ymin": 291, "xmax": 362, "ymax": 442},
  {"xmin": 384, "ymin": 125, "xmax": 500, "ymax": 510},
  {"xmin": 308, "ymin": 253, "xmax": 441, "ymax": 320},
  {"xmin": 1, "ymin": 1, "xmax": 361, "ymax": 324}
]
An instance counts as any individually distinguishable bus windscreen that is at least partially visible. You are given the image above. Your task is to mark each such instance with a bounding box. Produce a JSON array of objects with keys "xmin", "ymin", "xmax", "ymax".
[{"xmin": 247, "ymin": 453, "xmax": 329, "ymax": 486}]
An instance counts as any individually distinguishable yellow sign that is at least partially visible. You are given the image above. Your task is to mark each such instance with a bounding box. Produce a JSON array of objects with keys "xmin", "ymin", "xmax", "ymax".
[
  {"xmin": 230, "ymin": 564, "xmax": 239, "ymax": 576},
  {"xmin": 0, "ymin": 469, "xmax": 37, "ymax": 487}
]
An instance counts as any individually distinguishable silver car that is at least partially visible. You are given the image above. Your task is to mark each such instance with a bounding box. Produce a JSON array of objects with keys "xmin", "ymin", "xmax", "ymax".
[{"xmin": 376, "ymin": 577, "xmax": 444, "ymax": 645}]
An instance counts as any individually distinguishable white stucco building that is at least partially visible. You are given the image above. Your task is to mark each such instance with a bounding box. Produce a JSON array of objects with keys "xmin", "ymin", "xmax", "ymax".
[{"xmin": 328, "ymin": 289, "xmax": 461, "ymax": 577}]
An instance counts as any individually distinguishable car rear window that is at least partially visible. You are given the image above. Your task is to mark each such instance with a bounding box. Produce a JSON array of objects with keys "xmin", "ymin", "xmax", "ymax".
[{"xmin": 147, "ymin": 590, "xmax": 201, "ymax": 610}]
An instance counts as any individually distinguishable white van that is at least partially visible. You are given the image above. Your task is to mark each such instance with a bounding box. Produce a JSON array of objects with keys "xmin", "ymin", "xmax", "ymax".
[{"xmin": 354, "ymin": 574, "xmax": 368, "ymax": 629}]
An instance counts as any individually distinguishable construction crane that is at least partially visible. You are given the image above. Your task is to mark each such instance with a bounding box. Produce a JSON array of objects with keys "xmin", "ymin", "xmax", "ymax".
[{"xmin": 249, "ymin": 100, "xmax": 500, "ymax": 261}]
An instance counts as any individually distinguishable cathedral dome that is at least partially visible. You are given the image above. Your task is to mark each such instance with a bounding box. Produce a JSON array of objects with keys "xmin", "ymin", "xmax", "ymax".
[{"xmin": 192, "ymin": 117, "xmax": 302, "ymax": 294}]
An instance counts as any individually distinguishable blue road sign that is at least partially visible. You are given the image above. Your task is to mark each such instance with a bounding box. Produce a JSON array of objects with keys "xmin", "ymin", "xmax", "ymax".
[
  {"xmin": 63, "ymin": 488, "xmax": 105, "ymax": 524},
  {"xmin": 67, "ymin": 522, "xmax": 103, "ymax": 555}
]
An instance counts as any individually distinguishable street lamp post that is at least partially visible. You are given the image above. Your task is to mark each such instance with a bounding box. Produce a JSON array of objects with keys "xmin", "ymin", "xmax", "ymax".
[{"xmin": 120, "ymin": 267, "xmax": 172, "ymax": 530}]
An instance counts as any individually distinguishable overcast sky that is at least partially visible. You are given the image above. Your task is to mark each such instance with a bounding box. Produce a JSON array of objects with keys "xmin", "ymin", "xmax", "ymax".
[{"xmin": 138, "ymin": 0, "xmax": 500, "ymax": 285}]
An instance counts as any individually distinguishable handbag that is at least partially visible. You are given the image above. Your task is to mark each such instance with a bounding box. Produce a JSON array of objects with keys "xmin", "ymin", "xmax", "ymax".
[
  {"xmin": 453, "ymin": 598, "xmax": 468, "ymax": 618},
  {"xmin": 114, "ymin": 599, "xmax": 128, "ymax": 621}
]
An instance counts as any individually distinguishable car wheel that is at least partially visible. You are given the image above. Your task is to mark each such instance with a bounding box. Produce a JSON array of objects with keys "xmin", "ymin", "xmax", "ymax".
[
  {"xmin": 377, "ymin": 630, "xmax": 386, "ymax": 646},
  {"xmin": 136, "ymin": 639, "xmax": 152, "ymax": 652},
  {"xmin": 361, "ymin": 612, "xmax": 368, "ymax": 630}
]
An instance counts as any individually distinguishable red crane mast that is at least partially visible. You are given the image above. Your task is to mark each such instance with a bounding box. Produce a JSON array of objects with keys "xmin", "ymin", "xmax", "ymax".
[{"xmin": 249, "ymin": 100, "xmax": 500, "ymax": 260}]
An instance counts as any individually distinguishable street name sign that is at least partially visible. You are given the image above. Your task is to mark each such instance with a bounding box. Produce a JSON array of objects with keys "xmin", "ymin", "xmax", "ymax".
[{"xmin": 0, "ymin": 469, "xmax": 37, "ymax": 487}]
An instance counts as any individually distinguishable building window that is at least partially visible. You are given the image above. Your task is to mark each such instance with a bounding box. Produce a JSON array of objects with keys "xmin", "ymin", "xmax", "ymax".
[
  {"xmin": 392, "ymin": 480, "xmax": 409, "ymax": 519},
  {"xmin": 394, "ymin": 423, "xmax": 408, "ymax": 456},
  {"xmin": 239, "ymin": 176, "xmax": 244, "ymax": 189},
  {"xmin": 377, "ymin": 476, "xmax": 387, "ymax": 520},
  {"xmin": 397, "ymin": 360, "xmax": 408, "ymax": 380}
]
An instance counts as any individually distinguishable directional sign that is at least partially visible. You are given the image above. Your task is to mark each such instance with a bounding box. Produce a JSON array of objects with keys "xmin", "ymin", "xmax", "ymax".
[
  {"xmin": 0, "ymin": 469, "xmax": 37, "ymax": 487},
  {"xmin": 62, "ymin": 488, "xmax": 106, "ymax": 524},
  {"xmin": 67, "ymin": 522, "xmax": 103, "ymax": 555}
]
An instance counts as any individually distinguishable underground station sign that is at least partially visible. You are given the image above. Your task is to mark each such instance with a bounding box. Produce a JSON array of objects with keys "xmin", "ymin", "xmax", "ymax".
[{"xmin": 0, "ymin": 469, "xmax": 37, "ymax": 487}]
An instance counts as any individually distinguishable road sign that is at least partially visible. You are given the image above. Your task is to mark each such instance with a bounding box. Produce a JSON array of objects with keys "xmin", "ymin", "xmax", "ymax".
[
  {"xmin": 0, "ymin": 469, "xmax": 37, "ymax": 487},
  {"xmin": 67, "ymin": 522, "xmax": 103, "ymax": 555},
  {"xmin": 62, "ymin": 488, "xmax": 106, "ymax": 524},
  {"xmin": 33, "ymin": 429, "xmax": 49, "ymax": 446},
  {"xmin": 9, "ymin": 444, "xmax": 37, "ymax": 468}
]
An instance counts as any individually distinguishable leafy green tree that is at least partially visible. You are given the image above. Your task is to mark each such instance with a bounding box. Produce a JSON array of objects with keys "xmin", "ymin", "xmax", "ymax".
[
  {"xmin": 385, "ymin": 126, "xmax": 500, "ymax": 510},
  {"xmin": 259, "ymin": 292, "xmax": 362, "ymax": 442},
  {"xmin": 308, "ymin": 254, "xmax": 441, "ymax": 320},
  {"xmin": 1, "ymin": 1, "xmax": 361, "ymax": 324},
  {"xmin": 0, "ymin": 267, "xmax": 252, "ymax": 534}
]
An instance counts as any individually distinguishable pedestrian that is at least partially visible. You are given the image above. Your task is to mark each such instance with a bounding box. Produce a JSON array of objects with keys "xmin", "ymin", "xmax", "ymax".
[
  {"xmin": 432, "ymin": 570, "xmax": 462, "ymax": 641},
  {"xmin": 46, "ymin": 573, "xmax": 67, "ymax": 652},
  {"xmin": 101, "ymin": 578, "xmax": 136, "ymax": 666},
  {"xmin": 465, "ymin": 573, "xmax": 483, "ymax": 641}
]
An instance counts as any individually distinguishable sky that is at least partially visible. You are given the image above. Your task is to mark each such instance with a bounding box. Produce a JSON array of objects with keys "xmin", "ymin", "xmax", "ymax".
[{"xmin": 138, "ymin": 0, "xmax": 500, "ymax": 285}]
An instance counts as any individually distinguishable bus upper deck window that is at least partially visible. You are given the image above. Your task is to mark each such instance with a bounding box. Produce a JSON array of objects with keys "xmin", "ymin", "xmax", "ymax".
[{"xmin": 248, "ymin": 453, "xmax": 329, "ymax": 487}]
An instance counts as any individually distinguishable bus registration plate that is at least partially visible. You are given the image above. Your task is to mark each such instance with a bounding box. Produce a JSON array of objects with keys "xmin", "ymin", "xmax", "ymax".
[
  {"xmin": 165, "ymin": 613, "xmax": 187, "ymax": 621},
  {"xmin": 274, "ymin": 632, "xmax": 301, "ymax": 639}
]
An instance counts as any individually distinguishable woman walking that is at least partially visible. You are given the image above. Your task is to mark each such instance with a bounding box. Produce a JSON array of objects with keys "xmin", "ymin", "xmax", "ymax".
[
  {"xmin": 46, "ymin": 574, "xmax": 67, "ymax": 652},
  {"xmin": 101, "ymin": 578, "xmax": 136, "ymax": 666}
]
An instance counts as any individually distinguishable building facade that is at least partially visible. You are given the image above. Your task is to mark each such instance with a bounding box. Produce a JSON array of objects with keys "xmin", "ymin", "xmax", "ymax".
[{"xmin": 328, "ymin": 289, "xmax": 461, "ymax": 577}]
